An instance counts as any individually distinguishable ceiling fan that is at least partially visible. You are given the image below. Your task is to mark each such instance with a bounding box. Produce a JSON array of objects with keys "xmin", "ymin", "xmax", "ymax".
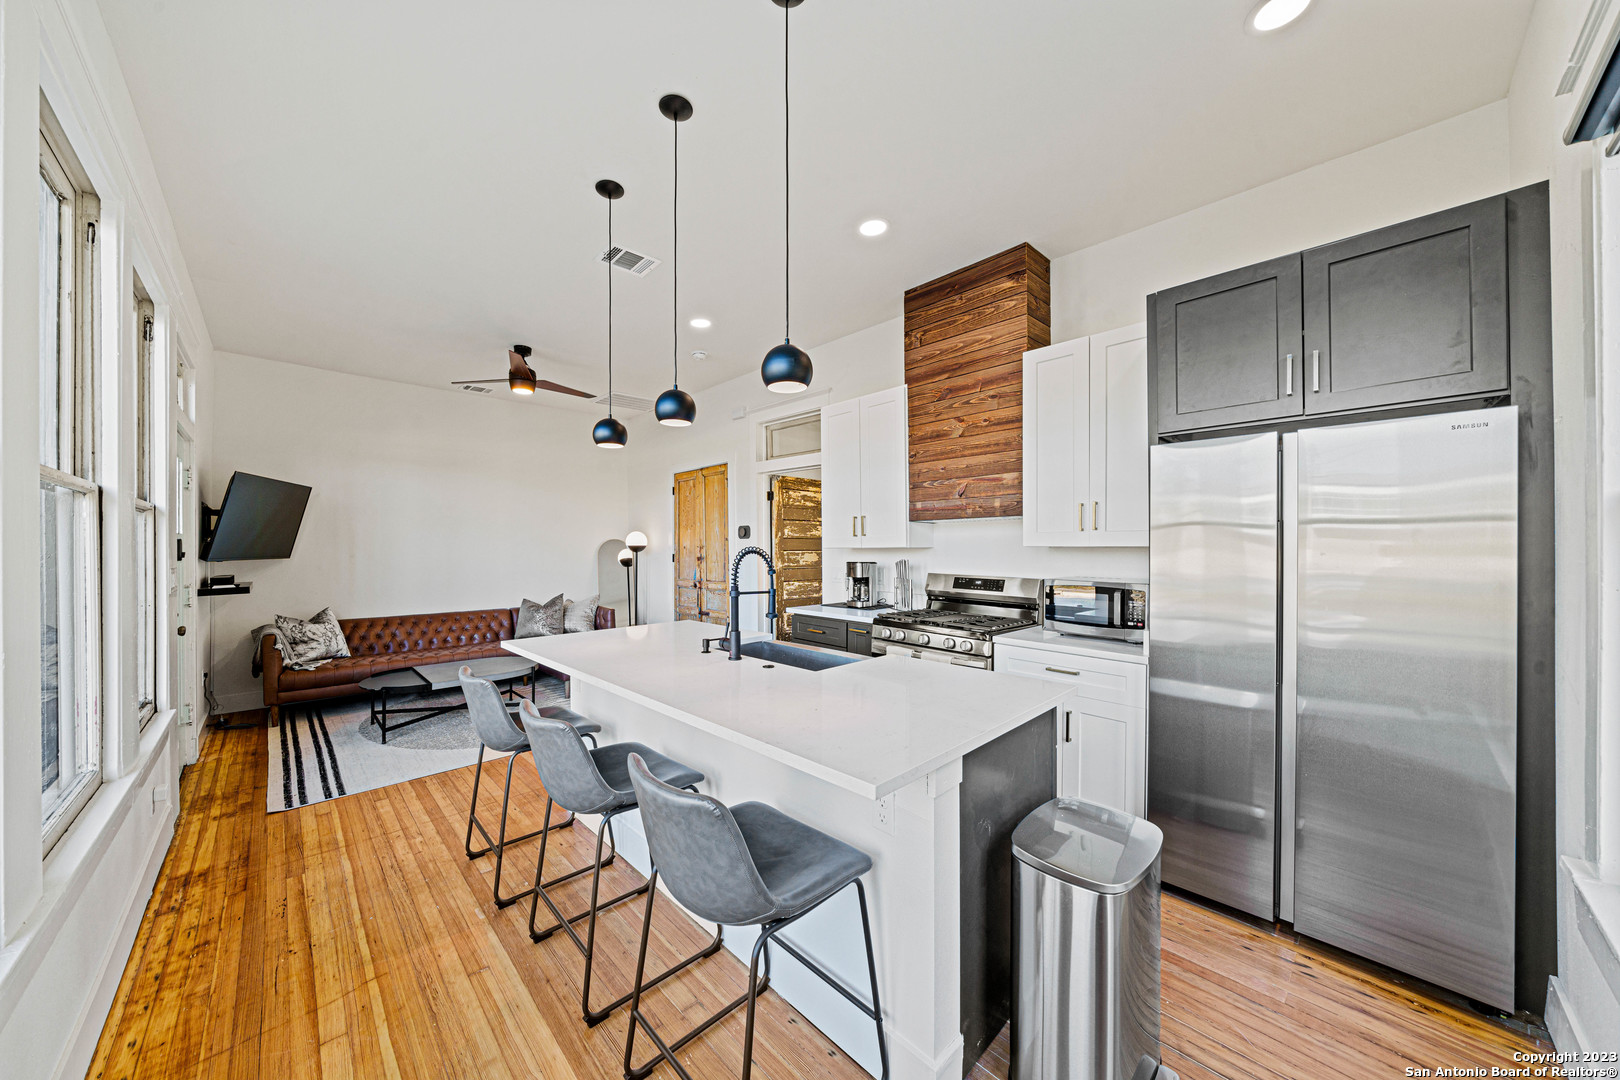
[{"xmin": 450, "ymin": 345, "xmax": 593, "ymax": 399}]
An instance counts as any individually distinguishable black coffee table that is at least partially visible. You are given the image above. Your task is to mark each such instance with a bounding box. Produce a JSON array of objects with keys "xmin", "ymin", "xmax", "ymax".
[{"xmin": 358, "ymin": 656, "xmax": 539, "ymax": 743}]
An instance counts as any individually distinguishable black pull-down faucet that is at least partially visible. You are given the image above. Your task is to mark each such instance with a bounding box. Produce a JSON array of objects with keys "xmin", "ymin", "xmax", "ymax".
[{"xmin": 726, "ymin": 546, "xmax": 777, "ymax": 660}]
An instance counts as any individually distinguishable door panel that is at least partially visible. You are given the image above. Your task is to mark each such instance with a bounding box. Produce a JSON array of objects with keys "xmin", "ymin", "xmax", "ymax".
[
  {"xmin": 820, "ymin": 400, "xmax": 862, "ymax": 546},
  {"xmin": 1154, "ymin": 255, "xmax": 1303, "ymax": 434},
  {"xmin": 1294, "ymin": 408, "xmax": 1517, "ymax": 1010},
  {"xmin": 858, "ymin": 388, "xmax": 908, "ymax": 545},
  {"xmin": 674, "ymin": 471, "xmax": 702, "ymax": 620},
  {"xmin": 1303, "ymin": 195, "xmax": 1508, "ymax": 414},
  {"xmin": 771, "ymin": 475, "xmax": 822, "ymax": 640},
  {"xmin": 701, "ymin": 465, "xmax": 729, "ymax": 622},
  {"xmin": 1023, "ymin": 339, "xmax": 1089, "ymax": 542},
  {"xmin": 1094, "ymin": 325, "xmax": 1149, "ymax": 541},
  {"xmin": 1148, "ymin": 433, "xmax": 1279, "ymax": 920}
]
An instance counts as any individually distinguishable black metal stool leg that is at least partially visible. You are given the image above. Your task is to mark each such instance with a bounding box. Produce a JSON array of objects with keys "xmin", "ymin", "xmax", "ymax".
[{"xmin": 526, "ymin": 799, "xmax": 630, "ymax": 941}]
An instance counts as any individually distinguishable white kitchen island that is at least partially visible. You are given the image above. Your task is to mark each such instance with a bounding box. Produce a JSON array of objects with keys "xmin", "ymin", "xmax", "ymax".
[{"xmin": 504, "ymin": 620, "xmax": 1070, "ymax": 1080}]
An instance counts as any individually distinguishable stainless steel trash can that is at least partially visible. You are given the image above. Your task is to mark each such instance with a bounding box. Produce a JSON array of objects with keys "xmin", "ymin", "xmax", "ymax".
[{"xmin": 1012, "ymin": 798, "xmax": 1172, "ymax": 1080}]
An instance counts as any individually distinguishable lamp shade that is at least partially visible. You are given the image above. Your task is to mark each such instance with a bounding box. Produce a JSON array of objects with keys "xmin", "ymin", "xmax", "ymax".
[
  {"xmin": 509, "ymin": 372, "xmax": 536, "ymax": 395},
  {"xmin": 626, "ymin": 530, "xmax": 649, "ymax": 551},
  {"xmin": 618, "ymin": 547, "xmax": 634, "ymax": 567},
  {"xmin": 761, "ymin": 341, "xmax": 812, "ymax": 393},
  {"xmin": 655, "ymin": 387, "xmax": 696, "ymax": 425},
  {"xmin": 593, "ymin": 416, "xmax": 628, "ymax": 448}
]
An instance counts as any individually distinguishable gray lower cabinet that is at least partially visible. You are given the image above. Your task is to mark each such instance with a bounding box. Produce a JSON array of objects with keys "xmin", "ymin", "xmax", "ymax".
[
  {"xmin": 1152, "ymin": 254, "xmax": 1303, "ymax": 435},
  {"xmin": 1302, "ymin": 193, "xmax": 1508, "ymax": 413},
  {"xmin": 846, "ymin": 622, "xmax": 874, "ymax": 656},
  {"xmin": 790, "ymin": 613, "xmax": 848, "ymax": 650}
]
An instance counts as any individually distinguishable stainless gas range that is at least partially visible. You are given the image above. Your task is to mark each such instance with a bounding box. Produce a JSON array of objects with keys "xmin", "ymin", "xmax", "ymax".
[{"xmin": 870, "ymin": 574, "xmax": 1042, "ymax": 669}]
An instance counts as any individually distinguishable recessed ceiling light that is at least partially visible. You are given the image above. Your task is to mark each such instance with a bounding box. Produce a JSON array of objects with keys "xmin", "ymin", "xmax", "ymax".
[
  {"xmin": 689, "ymin": 317, "xmax": 712, "ymax": 329},
  {"xmin": 858, "ymin": 219, "xmax": 889, "ymax": 238},
  {"xmin": 1248, "ymin": 0, "xmax": 1311, "ymax": 32}
]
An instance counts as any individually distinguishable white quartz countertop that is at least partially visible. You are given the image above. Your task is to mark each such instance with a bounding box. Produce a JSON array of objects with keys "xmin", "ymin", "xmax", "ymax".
[
  {"xmin": 788, "ymin": 604, "xmax": 889, "ymax": 624},
  {"xmin": 505, "ymin": 621, "xmax": 1070, "ymax": 799},
  {"xmin": 1000, "ymin": 626, "xmax": 1149, "ymax": 665}
]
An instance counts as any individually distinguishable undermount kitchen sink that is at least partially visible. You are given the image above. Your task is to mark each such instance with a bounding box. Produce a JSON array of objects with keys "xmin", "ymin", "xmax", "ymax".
[{"xmin": 738, "ymin": 640, "xmax": 865, "ymax": 671}]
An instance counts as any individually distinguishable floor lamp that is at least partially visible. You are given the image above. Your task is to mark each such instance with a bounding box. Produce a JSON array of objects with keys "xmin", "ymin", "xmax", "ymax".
[
  {"xmin": 618, "ymin": 547, "xmax": 634, "ymax": 627},
  {"xmin": 626, "ymin": 530, "xmax": 648, "ymax": 626}
]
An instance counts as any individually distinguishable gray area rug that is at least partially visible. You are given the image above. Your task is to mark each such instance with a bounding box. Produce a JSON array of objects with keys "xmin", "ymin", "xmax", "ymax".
[{"xmin": 266, "ymin": 677, "xmax": 569, "ymax": 812}]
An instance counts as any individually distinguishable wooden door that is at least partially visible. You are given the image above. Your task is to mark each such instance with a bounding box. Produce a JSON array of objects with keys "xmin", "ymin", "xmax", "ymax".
[
  {"xmin": 820, "ymin": 400, "xmax": 862, "ymax": 547},
  {"xmin": 1302, "ymin": 194, "xmax": 1508, "ymax": 414},
  {"xmin": 674, "ymin": 464, "xmax": 728, "ymax": 625},
  {"xmin": 771, "ymin": 475, "xmax": 822, "ymax": 640},
  {"xmin": 1152, "ymin": 254, "xmax": 1304, "ymax": 435},
  {"xmin": 1022, "ymin": 338, "xmax": 1091, "ymax": 545}
]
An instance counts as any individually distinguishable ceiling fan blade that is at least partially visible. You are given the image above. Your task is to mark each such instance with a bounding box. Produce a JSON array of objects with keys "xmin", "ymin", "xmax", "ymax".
[
  {"xmin": 535, "ymin": 380, "xmax": 595, "ymax": 399},
  {"xmin": 451, "ymin": 378, "xmax": 508, "ymax": 386}
]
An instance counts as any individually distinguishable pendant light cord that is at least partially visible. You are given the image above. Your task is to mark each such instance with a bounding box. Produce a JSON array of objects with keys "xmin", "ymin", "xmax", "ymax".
[
  {"xmin": 607, "ymin": 197, "xmax": 614, "ymax": 417},
  {"xmin": 783, "ymin": 1, "xmax": 791, "ymax": 342},
  {"xmin": 673, "ymin": 115, "xmax": 679, "ymax": 388}
]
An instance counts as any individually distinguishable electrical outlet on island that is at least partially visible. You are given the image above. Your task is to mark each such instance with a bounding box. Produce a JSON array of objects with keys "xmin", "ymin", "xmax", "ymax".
[{"xmin": 873, "ymin": 793, "xmax": 895, "ymax": 835}]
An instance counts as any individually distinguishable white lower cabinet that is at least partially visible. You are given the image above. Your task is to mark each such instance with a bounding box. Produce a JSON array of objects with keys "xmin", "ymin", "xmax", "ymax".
[{"xmin": 996, "ymin": 640, "xmax": 1146, "ymax": 816}]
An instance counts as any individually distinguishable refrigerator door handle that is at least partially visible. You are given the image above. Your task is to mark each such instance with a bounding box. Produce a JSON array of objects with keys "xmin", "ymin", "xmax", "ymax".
[{"xmin": 1279, "ymin": 432, "xmax": 1299, "ymax": 925}]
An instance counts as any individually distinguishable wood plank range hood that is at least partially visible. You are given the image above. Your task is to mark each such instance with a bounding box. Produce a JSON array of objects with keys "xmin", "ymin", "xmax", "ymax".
[{"xmin": 904, "ymin": 243, "xmax": 1051, "ymax": 520}]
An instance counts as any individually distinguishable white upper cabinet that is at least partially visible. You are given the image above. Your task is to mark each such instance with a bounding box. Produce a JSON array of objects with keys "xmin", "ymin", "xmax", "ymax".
[
  {"xmin": 1022, "ymin": 323, "xmax": 1149, "ymax": 547},
  {"xmin": 821, "ymin": 385, "xmax": 933, "ymax": 549}
]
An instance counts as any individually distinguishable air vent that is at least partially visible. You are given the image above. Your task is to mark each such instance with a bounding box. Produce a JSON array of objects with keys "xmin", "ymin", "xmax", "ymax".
[
  {"xmin": 600, "ymin": 246, "xmax": 661, "ymax": 276},
  {"xmin": 459, "ymin": 384, "xmax": 495, "ymax": 394},
  {"xmin": 594, "ymin": 392, "xmax": 655, "ymax": 413}
]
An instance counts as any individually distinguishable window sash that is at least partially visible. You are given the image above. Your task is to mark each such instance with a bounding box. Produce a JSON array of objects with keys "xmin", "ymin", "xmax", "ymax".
[
  {"xmin": 135, "ymin": 500, "xmax": 157, "ymax": 724},
  {"xmin": 40, "ymin": 473, "xmax": 100, "ymax": 847}
]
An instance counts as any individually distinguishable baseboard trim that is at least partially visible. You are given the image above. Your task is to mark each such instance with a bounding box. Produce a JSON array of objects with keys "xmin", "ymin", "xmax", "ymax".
[{"xmin": 1544, "ymin": 975, "xmax": 1588, "ymax": 1055}]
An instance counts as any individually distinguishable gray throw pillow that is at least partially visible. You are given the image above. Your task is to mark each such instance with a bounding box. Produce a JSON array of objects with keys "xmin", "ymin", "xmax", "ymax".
[
  {"xmin": 516, "ymin": 593, "xmax": 566, "ymax": 638},
  {"xmin": 564, "ymin": 595, "xmax": 599, "ymax": 633},
  {"xmin": 273, "ymin": 608, "xmax": 351, "ymax": 668}
]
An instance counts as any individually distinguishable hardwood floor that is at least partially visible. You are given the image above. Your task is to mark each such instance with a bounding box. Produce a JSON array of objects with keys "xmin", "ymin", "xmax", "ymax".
[{"xmin": 90, "ymin": 718, "xmax": 1552, "ymax": 1080}]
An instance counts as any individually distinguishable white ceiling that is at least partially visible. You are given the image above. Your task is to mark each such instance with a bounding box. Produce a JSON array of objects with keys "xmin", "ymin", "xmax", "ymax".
[{"xmin": 99, "ymin": 0, "xmax": 1534, "ymax": 404}]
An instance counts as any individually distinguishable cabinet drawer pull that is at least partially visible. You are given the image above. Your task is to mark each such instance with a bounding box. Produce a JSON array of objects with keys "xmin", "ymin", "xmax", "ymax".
[
  {"xmin": 805, "ymin": 627, "xmax": 825, "ymax": 634},
  {"xmin": 861, "ymin": 515, "xmax": 866, "ymax": 536},
  {"xmin": 1285, "ymin": 353, "xmax": 1294, "ymax": 396},
  {"xmin": 1094, "ymin": 501, "xmax": 1099, "ymax": 530},
  {"xmin": 852, "ymin": 515, "xmax": 858, "ymax": 537},
  {"xmin": 851, "ymin": 627, "xmax": 867, "ymax": 635},
  {"xmin": 1064, "ymin": 709, "xmax": 1073, "ymax": 743},
  {"xmin": 1312, "ymin": 349, "xmax": 1320, "ymax": 393},
  {"xmin": 1079, "ymin": 503, "xmax": 1085, "ymax": 531},
  {"xmin": 1045, "ymin": 665, "xmax": 1080, "ymax": 676}
]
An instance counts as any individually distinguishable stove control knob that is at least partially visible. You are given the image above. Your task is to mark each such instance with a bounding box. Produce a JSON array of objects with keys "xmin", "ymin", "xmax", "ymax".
[
  {"xmin": 942, "ymin": 637, "xmax": 956, "ymax": 650},
  {"xmin": 875, "ymin": 627, "xmax": 890, "ymax": 639},
  {"xmin": 917, "ymin": 634, "xmax": 931, "ymax": 647},
  {"xmin": 958, "ymin": 639, "xmax": 974, "ymax": 653}
]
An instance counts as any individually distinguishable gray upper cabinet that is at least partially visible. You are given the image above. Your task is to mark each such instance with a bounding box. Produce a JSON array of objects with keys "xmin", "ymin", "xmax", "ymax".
[
  {"xmin": 1301, "ymin": 195, "xmax": 1508, "ymax": 414},
  {"xmin": 1153, "ymin": 254, "xmax": 1304, "ymax": 435}
]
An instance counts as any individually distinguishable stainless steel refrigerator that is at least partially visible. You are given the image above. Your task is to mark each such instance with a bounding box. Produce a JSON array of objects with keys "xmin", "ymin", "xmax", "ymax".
[{"xmin": 1147, "ymin": 406, "xmax": 1518, "ymax": 1011}]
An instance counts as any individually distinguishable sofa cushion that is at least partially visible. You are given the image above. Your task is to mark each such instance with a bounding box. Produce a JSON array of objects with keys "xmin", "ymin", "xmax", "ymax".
[
  {"xmin": 516, "ymin": 594, "xmax": 566, "ymax": 638},
  {"xmin": 564, "ymin": 595, "xmax": 600, "ymax": 633},
  {"xmin": 341, "ymin": 609, "xmax": 515, "ymax": 656},
  {"xmin": 275, "ymin": 608, "xmax": 352, "ymax": 667}
]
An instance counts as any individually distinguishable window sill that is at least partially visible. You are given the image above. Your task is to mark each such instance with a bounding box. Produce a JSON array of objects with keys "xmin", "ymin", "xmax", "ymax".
[
  {"xmin": 0, "ymin": 709, "xmax": 177, "ymax": 1029},
  {"xmin": 1565, "ymin": 856, "xmax": 1620, "ymax": 1008}
]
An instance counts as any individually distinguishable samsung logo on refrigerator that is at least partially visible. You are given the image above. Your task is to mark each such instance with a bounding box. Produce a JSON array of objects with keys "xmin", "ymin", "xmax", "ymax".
[{"xmin": 1451, "ymin": 421, "xmax": 1491, "ymax": 430}]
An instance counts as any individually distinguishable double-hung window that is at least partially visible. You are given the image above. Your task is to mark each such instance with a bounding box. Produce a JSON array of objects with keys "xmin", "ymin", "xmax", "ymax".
[
  {"xmin": 134, "ymin": 287, "xmax": 157, "ymax": 726},
  {"xmin": 39, "ymin": 109, "xmax": 101, "ymax": 848}
]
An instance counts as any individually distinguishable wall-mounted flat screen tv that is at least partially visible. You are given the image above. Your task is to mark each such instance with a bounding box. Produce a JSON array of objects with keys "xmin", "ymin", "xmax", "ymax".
[{"xmin": 202, "ymin": 472, "xmax": 311, "ymax": 561}]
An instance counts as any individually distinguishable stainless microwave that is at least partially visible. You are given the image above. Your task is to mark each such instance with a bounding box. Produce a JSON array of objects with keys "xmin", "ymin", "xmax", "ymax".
[{"xmin": 1042, "ymin": 580, "xmax": 1147, "ymax": 643}]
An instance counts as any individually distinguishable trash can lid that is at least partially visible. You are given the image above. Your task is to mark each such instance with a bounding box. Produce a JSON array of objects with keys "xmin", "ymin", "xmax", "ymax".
[{"xmin": 1012, "ymin": 798, "xmax": 1164, "ymax": 895}]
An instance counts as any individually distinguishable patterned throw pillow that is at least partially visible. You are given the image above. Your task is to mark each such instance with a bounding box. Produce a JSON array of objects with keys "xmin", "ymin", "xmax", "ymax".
[
  {"xmin": 564, "ymin": 595, "xmax": 599, "ymax": 633},
  {"xmin": 273, "ymin": 608, "xmax": 351, "ymax": 668},
  {"xmin": 516, "ymin": 594, "xmax": 566, "ymax": 638}
]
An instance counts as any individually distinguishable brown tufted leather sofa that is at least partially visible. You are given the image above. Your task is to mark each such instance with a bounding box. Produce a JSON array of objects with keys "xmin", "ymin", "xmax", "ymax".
[{"xmin": 259, "ymin": 605, "xmax": 614, "ymax": 724}]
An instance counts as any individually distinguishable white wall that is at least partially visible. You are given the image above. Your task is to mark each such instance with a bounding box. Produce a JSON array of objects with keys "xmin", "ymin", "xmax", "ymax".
[
  {"xmin": 0, "ymin": 0, "xmax": 217, "ymax": 1077},
  {"xmin": 1504, "ymin": 0, "xmax": 1620, "ymax": 1052},
  {"xmin": 206, "ymin": 354, "xmax": 630, "ymax": 712},
  {"xmin": 626, "ymin": 101, "xmax": 1513, "ymax": 626}
]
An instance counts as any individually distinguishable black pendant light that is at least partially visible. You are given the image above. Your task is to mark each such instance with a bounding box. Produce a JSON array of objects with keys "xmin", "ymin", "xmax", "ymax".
[
  {"xmin": 593, "ymin": 179, "xmax": 628, "ymax": 449},
  {"xmin": 655, "ymin": 94, "xmax": 697, "ymax": 427},
  {"xmin": 760, "ymin": 0, "xmax": 812, "ymax": 394}
]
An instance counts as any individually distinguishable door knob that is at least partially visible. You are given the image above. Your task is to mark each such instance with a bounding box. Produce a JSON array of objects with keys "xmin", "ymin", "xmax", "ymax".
[{"xmin": 177, "ymin": 625, "xmax": 187, "ymax": 636}]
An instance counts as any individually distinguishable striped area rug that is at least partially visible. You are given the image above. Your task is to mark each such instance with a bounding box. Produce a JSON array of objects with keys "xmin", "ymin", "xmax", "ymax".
[{"xmin": 266, "ymin": 680, "xmax": 568, "ymax": 813}]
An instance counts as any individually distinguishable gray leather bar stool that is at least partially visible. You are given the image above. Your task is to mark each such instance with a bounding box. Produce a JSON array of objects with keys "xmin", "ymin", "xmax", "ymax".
[
  {"xmin": 459, "ymin": 667, "xmax": 600, "ymax": 908},
  {"xmin": 519, "ymin": 708, "xmax": 725, "ymax": 1026},
  {"xmin": 621, "ymin": 753, "xmax": 889, "ymax": 1080}
]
